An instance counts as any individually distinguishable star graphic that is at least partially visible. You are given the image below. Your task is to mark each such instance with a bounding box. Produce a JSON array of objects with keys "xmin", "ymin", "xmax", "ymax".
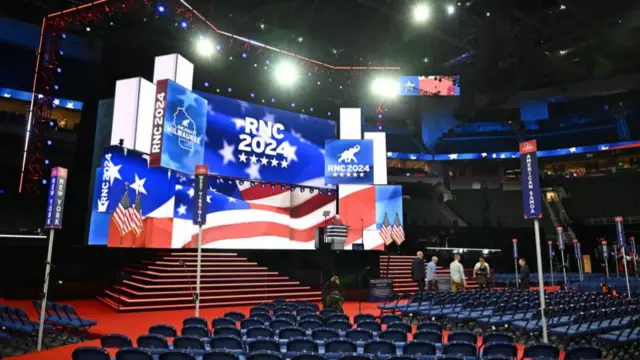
[
  {"xmin": 53, "ymin": 98, "xmax": 60, "ymax": 106},
  {"xmin": 66, "ymin": 102, "xmax": 74, "ymax": 109},
  {"xmin": 177, "ymin": 203, "xmax": 187, "ymax": 216},
  {"xmin": 206, "ymin": 195, "xmax": 212, "ymax": 203},
  {"xmin": 245, "ymin": 163, "xmax": 261, "ymax": 180},
  {"xmin": 228, "ymin": 197, "xmax": 237, "ymax": 203},
  {"xmin": 260, "ymin": 156, "xmax": 269, "ymax": 165},
  {"xmin": 176, "ymin": 184, "xmax": 184, "ymax": 190},
  {"xmin": 178, "ymin": 174, "xmax": 187, "ymax": 183},
  {"xmin": 481, "ymin": 153, "xmax": 488, "ymax": 158},
  {"xmin": 249, "ymin": 154, "xmax": 258, "ymax": 164},
  {"xmin": 360, "ymin": 172, "xmax": 365, "ymax": 177},
  {"xmin": 280, "ymin": 141, "xmax": 298, "ymax": 162},
  {"xmin": 2, "ymin": 93, "xmax": 11, "ymax": 98},
  {"xmin": 569, "ymin": 147, "xmax": 577, "ymax": 153},
  {"xmin": 232, "ymin": 118, "xmax": 246, "ymax": 130},
  {"xmin": 187, "ymin": 187, "xmax": 195, "ymax": 198},
  {"xmin": 404, "ymin": 80, "xmax": 416, "ymax": 91},
  {"xmin": 237, "ymin": 100, "xmax": 250, "ymax": 113},
  {"xmin": 270, "ymin": 158, "xmax": 279, "ymax": 167},
  {"xmin": 339, "ymin": 173, "xmax": 344, "ymax": 177},
  {"xmin": 239, "ymin": 152, "xmax": 248, "ymax": 163},
  {"xmin": 263, "ymin": 113, "xmax": 275, "ymax": 124},
  {"xmin": 291, "ymin": 129, "xmax": 306, "ymax": 143},
  {"xmin": 332, "ymin": 172, "xmax": 338, "ymax": 177},
  {"xmin": 346, "ymin": 172, "xmax": 352, "ymax": 177},
  {"xmin": 105, "ymin": 161, "xmax": 122, "ymax": 186},
  {"xmin": 448, "ymin": 154, "xmax": 458, "ymax": 160},
  {"xmin": 129, "ymin": 174, "xmax": 147, "ymax": 195},
  {"xmin": 280, "ymin": 159, "xmax": 289, "ymax": 168},
  {"xmin": 178, "ymin": 91, "xmax": 199, "ymax": 109},
  {"xmin": 218, "ymin": 139, "xmax": 236, "ymax": 165}
]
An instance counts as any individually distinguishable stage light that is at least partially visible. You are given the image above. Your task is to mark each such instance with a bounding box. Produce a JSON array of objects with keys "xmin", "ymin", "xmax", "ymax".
[
  {"xmin": 196, "ymin": 36, "xmax": 215, "ymax": 57},
  {"xmin": 86, "ymin": 27, "xmax": 91, "ymax": 32},
  {"xmin": 274, "ymin": 61, "xmax": 299, "ymax": 86},
  {"xmin": 47, "ymin": 140, "xmax": 52, "ymax": 146},
  {"xmin": 54, "ymin": 85, "xmax": 59, "ymax": 90},
  {"xmin": 216, "ymin": 45, "xmax": 221, "ymax": 51},
  {"xmin": 61, "ymin": 33, "xmax": 67, "ymax": 39},
  {"xmin": 242, "ymin": 53, "xmax": 247, "ymax": 58},
  {"xmin": 49, "ymin": 121, "xmax": 54, "ymax": 127},
  {"xmin": 265, "ymin": 60, "xmax": 270, "ymax": 64},
  {"xmin": 328, "ymin": 112, "xmax": 331, "ymax": 116},
  {"xmin": 42, "ymin": 179, "xmax": 47, "ymax": 184},
  {"xmin": 310, "ymin": 108, "xmax": 314, "ymax": 112},
  {"xmin": 59, "ymin": 50, "xmax": 64, "ymax": 56},
  {"xmin": 486, "ymin": 12, "xmax": 491, "ymax": 16},
  {"xmin": 228, "ymin": 88, "xmax": 232, "ymax": 92},
  {"xmin": 180, "ymin": 21, "xmax": 188, "ymax": 29},
  {"xmin": 413, "ymin": 3, "xmax": 431, "ymax": 23},
  {"xmin": 250, "ymin": 93, "xmax": 255, "ymax": 98},
  {"xmin": 559, "ymin": 4, "xmax": 566, "ymax": 10},
  {"xmin": 254, "ymin": 64, "xmax": 257, "ymax": 67},
  {"xmin": 260, "ymin": 23, "xmax": 265, "ymax": 30},
  {"xmin": 291, "ymin": 103, "xmax": 295, "ymax": 107},
  {"xmin": 157, "ymin": 4, "xmax": 166, "ymax": 12},
  {"xmin": 297, "ymin": 36, "xmax": 303, "ymax": 43},
  {"xmin": 271, "ymin": 98, "xmax": 275, "ymax": 103},
  {"xmin": 446, "ymin": 4, "xmax": 455, "ymax": 15},
  {"xmin": 204, "ymin": 82, "xmax": 209, "ymax": 87},
  {"xmin": 44, "ymin": 159, "xmax": 49, "ymax": 165},
  {"xmin": 371, "ymin": 77, "xmax": 400, "ymax": 98},
  {"xmin": 57, "ymin": 68, "xmax": 62, "ymax": 73},
  {"xmin": 423, "ymin": 57, "xmax": 429, "ymax": 63}
]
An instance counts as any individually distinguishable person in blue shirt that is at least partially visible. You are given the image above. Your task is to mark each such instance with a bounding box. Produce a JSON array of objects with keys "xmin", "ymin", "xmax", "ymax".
[{"xmin": 426, "ymin": 256, "xmax": 439, "ymax": 291}]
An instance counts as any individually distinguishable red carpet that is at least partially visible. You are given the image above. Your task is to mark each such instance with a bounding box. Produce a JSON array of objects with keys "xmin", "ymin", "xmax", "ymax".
[{"xmin": 2, "ymin": 299, "xmax": 537, "ymax": 359}]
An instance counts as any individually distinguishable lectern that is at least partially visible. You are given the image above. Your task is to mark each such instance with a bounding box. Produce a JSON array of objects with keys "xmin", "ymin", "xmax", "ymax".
[{"xmin": 326, "ymin": 225, "xmax": 348, "ymax": 250}]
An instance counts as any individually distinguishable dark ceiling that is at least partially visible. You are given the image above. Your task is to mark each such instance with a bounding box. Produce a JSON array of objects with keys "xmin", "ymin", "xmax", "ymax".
[{"xmin": 7, "ymin": 0, "xmax": 640, "ymax": 96}]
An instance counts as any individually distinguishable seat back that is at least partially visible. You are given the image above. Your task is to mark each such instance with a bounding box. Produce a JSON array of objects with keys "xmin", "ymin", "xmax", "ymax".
[
  {"xmin": 269, "ymin": 318, "xmax": 294, "ymax": 331},
  {"xmin": 363, "ymin": 340, "xmax": 396, "ymax": 355},
  {"xmin": 158, "ymin": 350, "xmax": 196, "ymax": 360},
  {"xmin": 417, "ymin": 321, "xmax": 442, "ymax": 334},
  {"xmin": 210, "ymin": 335, "xmax": 243, "ymax": 351},
  {"xmin": 290, "ymin": 353, "xmax": 325, "ymax": 360},
  {"xmin": 213, "ymin": 317, "xmax": 236, "ymax": 329},
  {"xmin": 357, "ymin": 321, "xmax": 381, "ymax": 333},
  {"xmin": 336, "ymin": 355, "xmax": 373, "ymax": 360},
  {"xmin": 275, "ymin": 313, "xmax": 298, "ymax": 324},
  {"xmin": 319, "ymin": 308, "xmax": 338, "ymax": 318},
  {"xmin": 250, "ymin": 306, "xmax": 270, "ymax": 316},
  {"xmin": 443, "ymin": 341, "xmax": 477, "ymax": 356},
  {"xmin": 345, "ymin": 329, "xmax": 374, "ymax": 342},
  {"xmin": 482, "ymin": 342, "xmax": 518, "ymax": 358},
  {"xmin": 380, "ymin": 314, "xmax": 402, "ymax": 325},
  {"xmin": 278, "ymin": 326, "xmax": 306, "ymax": 340},
  {"xmin": 214, "ymin": 326, "xmax": 241, "ymax": 338},
  {"xmin": 251, "ymin": 313, "xmax": 272, "ymax": 323},
  {"xmin": 115, "ymin": 347, "xmax": 154, "ymax": 360},
  {"xmin": 482, "ymin": 332, "xmax": 514, "ymax": 347},
  {"xmin": 354, "ymin": 314, "xmax": 376, "ymax": 324},
  {"xmin": 412, "ymin": 330, "xmax": 442, "ymax": 344},
  {"xmin": 149, "ymin": 324, "xmax": 177, "ymax": 337},
  {"xmin": 173, "ymin": 335, "xmax": 206, "ymax": 350},
  {"xmin": 286, "ymin": 338, "xmax": 319, "ymax": 353},
  {"xmin": 246, "ymin": 326, "xmax": 274, "ymax": 339},
  {"xmin": 296, "ymin": 308, "xmax": 316, "ymax": 317},
  {"xmin": 298, "ymin": 319, "xmax": 323, "ymax": 331},
  {"xmin": 101, "ymin": 333, "xmax": 133, "ymax": 348},
  {"xmin": 242, "ymin": 318, "xmax": 265, "ymax": 329},
  {"xmin": 247, "ymin": 350, "xmax": 283, "ymax": 360},
  {"xmin": 325, "ymin": 339, "xmax": 358, "ymax": 354},
  {"xmin": 327, "ymin": 320, "xmax": 352, "ymax": 331},
  {"xmin": 523, "ymin": 343, "xmax": 560, "ymax": 359},
  {"xmin": 386, "ymin": 322, "xmax": 411, "ymax": 333},
  {"xmin": 326, "ymin": 313, "xmax": 349, "ymax": 323},
  {"xmin": 447, "ymin": 330, "xmax": 476, "ymax": 345},
  {"xmin": 203, "ymin": 350, "xmax": 240, "ymax": 360},
  {"xmin": 183, "ymin": 316, "xmax": 208, "ymax": 328},
  {"xmin": 402, "ymin": 340, "xmax": 437, "ymax": 356},
  {"xmin": 182, "ymin": 325, "xmax": 210, "ymax": 338},
  {"xmin": 137, "ymin": 334, "xmax": 170, "ymax": 349},
  {"xmin": 248, "ymin": 339, "xmax": 280, "ymax": 353},
  {"xmin": 72, "ymin": 346, "xmax": 111, "ymax": 360},
  {"xmin": 224, "ymin": 311, "xmax": 246, "ymax": 322},
  {"xmin": 565, "ymin": 345, "xmax": 603, "ymax": 360},
  {"xmin": 311, "ymin": 328, "xmax": 339, "ymax": 341},
  {"xmin": 379, "ymin": 329, "xmax": 407, "ymax": 343}
]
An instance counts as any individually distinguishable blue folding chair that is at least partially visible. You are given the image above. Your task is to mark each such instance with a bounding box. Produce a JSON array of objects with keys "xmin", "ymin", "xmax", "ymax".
[
  {"xmin": 149, "ymin": 324, "xmax": 178, "ymax": 337},
  {"xmin": 248, "ymin": 338, "xmax": 281, "ymax": 353},
  {"xmin": 224, "ymin": 311, "xmax": 246, "ymax": 322},
  {"xmin": 214, "ymin": 326, "xmax": 241, "ymax": 338},
  {"xmin": 481, "ymin": 342, "xmax": 517, "ymax": 358},
  {"xmin": 173, "ymin": 335, "xmax": 206, "ymax": 356},
  {"xmin": 363, "ymin": 340, "xmax": 397, "ymax": 360},
  {"xmin": 213, "ymin": 317, "xmax": 237, "ymax": 329},
  {"xmin": 442, "ymin": 342, "xmax": 476, "ymax": 358},
  {"xmin": 183, "ymin": 316, "xmax": 208, "ymax": 328},
  {"xmin": 402, "ymin": 340, "xmax": 437, "ymax": 359},
  {"xmin": 247, "ymin": 350, "xmax": 283, "ymax": 360},
  {"xmin": 159, "ymin": 350, "xmax": 196, "ymax": 360},
  {"xmin": 137, "ymin": 333, "xmax": 170, "ymax": 351},
  {"xmin": 354, "ymin": 314, "xmax": 377, "ymax": 324},
  {"xmin": 115, "ymin": 347, "xmax": 154, "ymax": 360},
  {"xmin": 246, "ymin": 326, "xmax": 274, "ymax": 340},
  {"xmin": 210, "ymin": 335, "xmax": 244, "ymax": 355},
  {"xmin": 101, "ymin": 333, "xmax": 133, "ymax": 348},
  {"xmin": 72, "ymin": 346, "xmax": 110, "ymax": 360},
  {"xmin": 564, "ymin": 345, "xmax": 603, "ymax": 360},
  {"xmin": 522, "ymin": 343, "xmax": 560, "ymax": 359},
  {"xmin": 203, "ymin": 350, "xmax": 240, "ymax": 360},
  {"xmin": 182, "ymin": 325, "xmax": 210, "ymax": 338}
]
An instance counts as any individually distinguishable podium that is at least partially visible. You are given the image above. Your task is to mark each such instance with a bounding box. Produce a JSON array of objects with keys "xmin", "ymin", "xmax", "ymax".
[{"xmin": 326, "ymin": 225, "xmax": 348, "ymax": 250}]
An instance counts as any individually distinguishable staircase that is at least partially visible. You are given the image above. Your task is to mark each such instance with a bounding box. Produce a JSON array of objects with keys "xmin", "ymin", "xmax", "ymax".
[
  {"xmin": 378, "ymin": 254, "xmax": 478, "ymax": 293},
  {"xmin": 97, "ymin": 251, "xmax": 321, "ymax": 312}
]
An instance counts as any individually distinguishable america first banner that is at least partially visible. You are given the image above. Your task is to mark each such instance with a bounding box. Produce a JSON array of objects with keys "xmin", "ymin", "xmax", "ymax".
[
  {"xmin": 324, "ymin": 139, "xmax": 374, "ymax": 185},
  {"xmin": 149, "ymin": 79, "xmax": 208, "ymax": 174},
  {"xmin": 519, "ymin": 140, "xmax": 542, "ymax": 219}
]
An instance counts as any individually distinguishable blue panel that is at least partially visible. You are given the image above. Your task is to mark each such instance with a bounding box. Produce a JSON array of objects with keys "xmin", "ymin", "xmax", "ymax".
[
  {"xmin": 199, "ymin": 93, "xmax": 337, "ymax": 188},
  {"xmin": 0, "ymin": 87, "xmax": 83, "ymax": 110},
  {"xmin": 375, "ymin": 185, "xmax": 403, "ymax": 229}
]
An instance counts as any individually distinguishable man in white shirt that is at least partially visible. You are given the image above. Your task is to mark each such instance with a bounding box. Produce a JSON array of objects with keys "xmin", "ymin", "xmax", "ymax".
[
  {"xmin": 473, "ymin": 256, "xmax": 490, "ymax": 289},
  {"xmin": 449, "ymin": 253, "xmax": 466, "ymax": 292}
]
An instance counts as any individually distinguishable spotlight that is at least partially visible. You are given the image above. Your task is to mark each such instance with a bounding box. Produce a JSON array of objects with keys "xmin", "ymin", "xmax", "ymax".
[
  {"xmin": 413, "ymin": 3, "xmax": 431, "ymax": 23},
  {"xmin": 196, "ymin": 36, "xmax": 215, "ymax": 57},
  {"xmin": 423, "ymin": 57, "xmax": 429, "ymax": 63},
  {"xmin": 271, "ymin": 98, "xmax": 275, "ymax": 103},
  {"xmin": 486, "ymin": 12, "xmax": 490, "ymax": 16},
  {"xmin": 204, "ymin": 82, "xmax": 209, "ymax": 87},
  {"xmin": 61, "ymin": 33, "xmax": 67, "ymax": 39},
  {"xmin": 180, "ymin": 21, "xmax": 188, "ymax": 29},
  {"xmin": 242, "ymin": 53, "xmax": 247, "ymax": 58},
  {"xmin": 216, "ymin": 45, "xmax": 221, "ymax": 51},
  {"xmin": 297, "ymin": 36, "xmax": 303, "ymax": 43},
  {"xmin": 250, "ymin": 93, "xmax": 255, "ymax": 98},
  {"xmin": 44, "ymin": 159, "xmax": 50, "ymax": 165},
  {"xmin": 371, "ymin": 77, "xmax": 400, "ymax": 98},
  {"xmin": 291, "ymin": 103, "xmax": 295, "ymax": 107},
  {"xmin": 57, "ymin": 68, "xmax": 62, "ymax": 73},
  {"xmin": 47, "ymin": 140, "xmax": 52, "ymax": 146},
  {"xmin": 157, "ymin": 4, "xmax": 165, "ymax": 12},
  {"xmin": 86, "ymin": 27, "xmax": 91, "ymax": 32},
  {"xmin": 228, "ymin": 88, "xmax": 232, "ymax": 92},
  {"xmin": 260, "ymin": 23, "xmax": 265, "ymax": 30},
  {"xmin": 446, "ymin": 4, "xmax": 455, "ymax": 15},
  {"xmin": 42, "ymin": 179, "xmax": 47, "ymax": 184},
  {"xmin": 274, "ymin": 61, "xmax": 299, "ymax": 86}
]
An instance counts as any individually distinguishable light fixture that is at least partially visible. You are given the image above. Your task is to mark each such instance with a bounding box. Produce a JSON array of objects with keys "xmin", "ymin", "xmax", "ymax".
[
  {"xmin": 297, "ymin": 36, "xmax": 303, "ymax": 43},
  {"xmin": 486, "ymin": 12, "xmax": 491, "ymax": 17},
  {"xmin": 446, "ymin": 4, "xmax": 455, "ymax": 15},
  {"xmin": 412, "ymin": 3, "xmax": 431, "ymax": 23},
  {"xmin": 371, "ymin": 77, "xmax": 400, "ymax": 98},
  {"xmin": 86, "ymin": 27, "xmax": 91, "ymax": 32},
  {"xmin": 196, "ymin": 36, "xmax": 215, "ymax": 57},
  {"xmin": 157, "ymin": 4, "xmax": 165, "ymax": 13},
  {"xmin": 274, "ymin": 61, "xmax": 299, "ymax": 86},
  {"xmin": 423, "ymin": 57, "xmax": 429, "ymax": 63}
]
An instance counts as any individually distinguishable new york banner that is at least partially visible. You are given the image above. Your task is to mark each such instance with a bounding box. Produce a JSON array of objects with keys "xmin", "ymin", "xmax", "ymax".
[
  {"xmin": 149, "ymin": 79, "xmax": 208, "ymax": 174},
  {"xmin": 324, "ymin": 139, "xmax": 374, "ymax": 185}
]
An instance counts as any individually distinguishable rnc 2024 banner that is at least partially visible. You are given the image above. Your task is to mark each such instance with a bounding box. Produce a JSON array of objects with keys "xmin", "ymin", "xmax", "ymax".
[{"xmin": 324, "ymin": 139, "xmax": 374, "ymax": 185}]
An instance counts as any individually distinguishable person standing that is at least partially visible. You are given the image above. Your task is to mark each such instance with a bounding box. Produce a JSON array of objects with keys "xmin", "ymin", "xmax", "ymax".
[
  {"xmin": 426, "ymin": 256, "xmax": 439, "ymax": 291},
  {"xmin": 473, "ymin": 256, "xmax": 490, "ymax": 290},
  {"xmin": 519, "ymin": 258, "xmax": 530, "ymax": 290},
  {"xmin": 450, "ymin": 253, "xmax": 466, "ymax": 292},
  {"xmin": 411, "ymin": 251, "xmax": 426, "ymax": 293}
]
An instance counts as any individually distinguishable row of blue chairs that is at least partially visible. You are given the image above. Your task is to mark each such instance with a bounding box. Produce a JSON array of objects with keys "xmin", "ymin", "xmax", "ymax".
[{"xmin": 32, "ymin": 300, "xmax": 97, "ymax": 336}]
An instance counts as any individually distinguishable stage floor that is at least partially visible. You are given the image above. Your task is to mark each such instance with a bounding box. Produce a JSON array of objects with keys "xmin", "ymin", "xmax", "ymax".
[{"xmin": 3, "ymin": 299, "xmax": 533, "ymax": 360}]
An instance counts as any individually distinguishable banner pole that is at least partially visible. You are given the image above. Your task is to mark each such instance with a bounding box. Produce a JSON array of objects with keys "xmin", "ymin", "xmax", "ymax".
[
  {"xmin": 602, "ymin": 240, "xmax": 609, "ymax": 281},
  {"xmin": 614, "ymin": 245, "xmax": 620, "ymax": 278},
  {"xmin": 195, "ymin": 225, "xmax": 202, "ymax": 316},
  {"xmin": 559, "ymin": 248, "xmax": 567, "ymax": 285},
  {"xmin": 37, "ymin": 229, "xmax": 55, "ymax": 351},
  {"xmin": 534, "ymin": 219, "xmax": 548, "ymax": 343},
  {"xmin": 548, "ymin": 241, "xmax": 554, "ymax": 286},
  {"xmin": 514, "ymin": 258, "xmax": 519, "ymax": 288},
  {"xmin": 512, "ymin": 238, "xmax": 519, "ymax": 288},
  {"xmin": 622, "ymin": 247, "xmax": 631, "ymax": 299},
  {"xmin": 556, "ymin": 227, "xmax": 567, "ymax": 285}
]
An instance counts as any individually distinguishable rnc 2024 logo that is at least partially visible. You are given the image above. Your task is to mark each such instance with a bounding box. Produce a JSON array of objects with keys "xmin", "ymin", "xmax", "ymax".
[{"xmin": 169, "ymin": 107, "xmax": 201, "ymax": 151}]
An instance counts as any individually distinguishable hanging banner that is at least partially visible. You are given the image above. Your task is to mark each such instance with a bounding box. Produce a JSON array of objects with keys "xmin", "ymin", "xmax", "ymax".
[
  {"xmin": 615, "ymin": 216, "xmax": 626, "ymax": 249},
  {"xmin": 602, "ymin": 240, "xmax": 608, "ymax": 260},
  {"xmin": 572, "ymin": 239, "xmax": 580, "ymax": 259},
  {"xmin": 556, "ymin": 226, "xmax": 564, "ymax": 250},
  {"xmin": 512, "ymin": 238, "xmax": 518, "ymax": 258},
  {"xmin": 630, "ymin": 237, "xmax": 637, "ymax": 259},
  {"xmin": 576, "ymin": 242, "xmax": 582, "ymax": 260},
  {"xmin": 193, "ymin": 165, "xmax": 209, "ymax": 225},
  {"xmin": 548, "ymin": 241, "xmax": 554, "ymax": 258},
  {"xmin": 519, "ymin": 140, "xmax": 542, "ymax": 219},
  {"xmin": 45, "ymin": 167, "xmax": 68, "ymax": 229},
  {"xmin": 324, "ymin": 139, "xmax": 374, "ymax": 184}
]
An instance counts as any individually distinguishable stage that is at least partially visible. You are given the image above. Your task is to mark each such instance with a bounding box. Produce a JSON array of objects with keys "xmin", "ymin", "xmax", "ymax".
[{"xmin": 4, "ymin": 300, "xmax": 533, "ymax": 360}]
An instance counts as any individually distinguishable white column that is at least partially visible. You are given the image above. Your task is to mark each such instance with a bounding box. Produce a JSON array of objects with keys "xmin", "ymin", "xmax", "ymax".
[{"xmin": 153, "ymin": 54, "xmax": 194, "ymax": 90}]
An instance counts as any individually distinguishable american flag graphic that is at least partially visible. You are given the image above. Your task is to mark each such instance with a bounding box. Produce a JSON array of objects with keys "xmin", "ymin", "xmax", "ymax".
[
  {"xmin": 112, "ymin": 189, "xmax": 133, "ymax": 236},
  {"xmin": 379, "ymin": 213, "xmax": 394, "ymax": 246},
  {"xmin": 391, "ymin": 213, "xmax": 405, "ymax": 245},
  {"xmin": 128, "ymin": 190, "xmax": 143, "ymax": 237}
]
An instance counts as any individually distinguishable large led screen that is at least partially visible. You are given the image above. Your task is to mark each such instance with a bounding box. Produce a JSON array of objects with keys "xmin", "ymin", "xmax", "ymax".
[
  {"xmin": 88, "ymin": 146, "xmax": 337, "ymax": 249},
  {"xmin": 199, "ymin": 93, "xmax": 336, "ymax": 188},
  {"xmin": 338, "ymin": 185, "xmax": 404, "ymax": 250}
]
